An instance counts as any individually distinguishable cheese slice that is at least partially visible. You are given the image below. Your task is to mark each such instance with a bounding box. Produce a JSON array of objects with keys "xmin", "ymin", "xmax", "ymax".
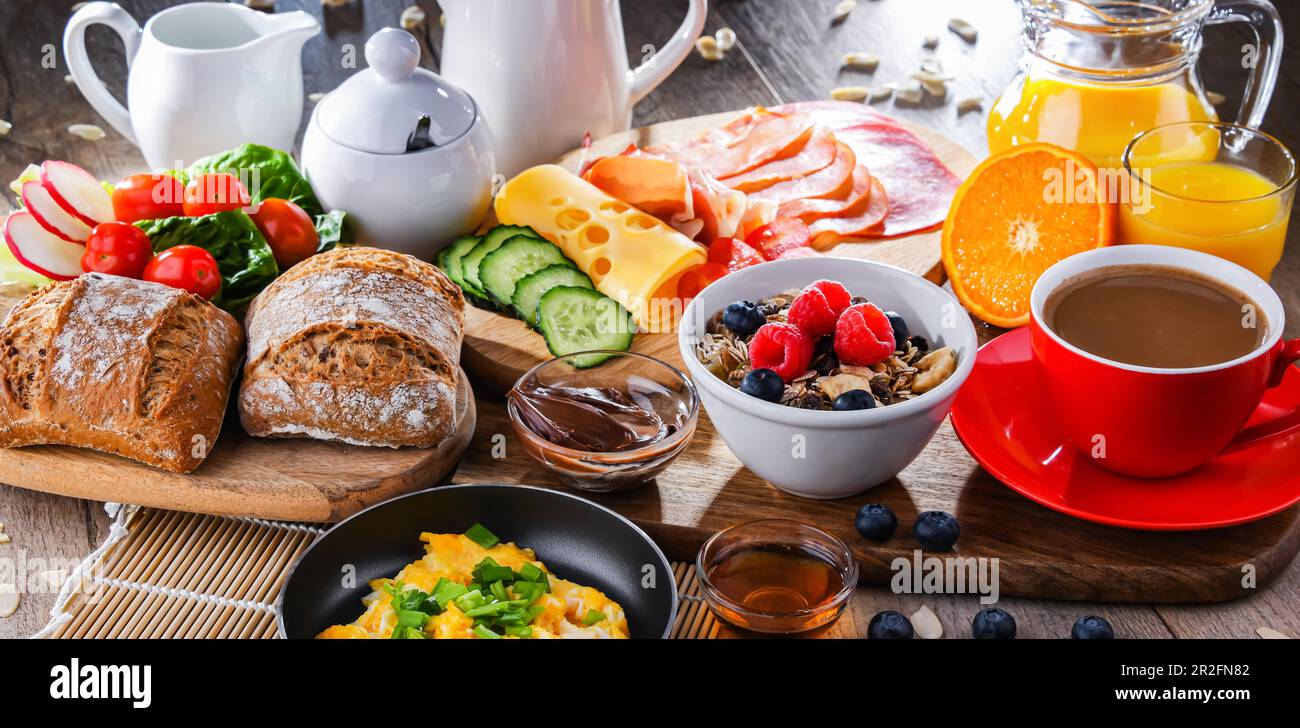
[{"xmin": 494, "ymin": 164, "xmax": 707, "ymax": 333}]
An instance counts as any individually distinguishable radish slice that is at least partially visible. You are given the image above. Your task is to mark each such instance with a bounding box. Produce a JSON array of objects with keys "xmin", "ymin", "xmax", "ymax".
[
  {"xmin": 3, "ymin": 211, "xmax": 85, "ymax": 280},
  {"xmin": 21, "ymin": 180, "xmax": 92, "ymax": 243},
  {"xmin": 40, "ymin": 160, "xmax": 113, "ymax": 227}
]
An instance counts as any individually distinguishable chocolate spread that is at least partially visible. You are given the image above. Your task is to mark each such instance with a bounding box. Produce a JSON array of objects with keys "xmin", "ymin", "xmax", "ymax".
[{"xmin": 508, "ymin": 384, "xmax": 678, "ymax": 452}]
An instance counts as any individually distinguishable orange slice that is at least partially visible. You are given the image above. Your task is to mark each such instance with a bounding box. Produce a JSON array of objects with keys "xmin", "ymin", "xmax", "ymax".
[{"xmin": 941, "ymin": 143, "xmax": 1114, "ymax": 328}]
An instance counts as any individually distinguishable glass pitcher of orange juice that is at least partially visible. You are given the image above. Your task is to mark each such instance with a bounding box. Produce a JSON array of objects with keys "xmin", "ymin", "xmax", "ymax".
[{"xmin": 988, "ymin": 0, "xmax": 1282, "ymax": 170}]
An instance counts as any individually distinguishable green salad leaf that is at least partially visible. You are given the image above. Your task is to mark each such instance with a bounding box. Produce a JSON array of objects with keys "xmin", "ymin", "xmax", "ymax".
[
  {"xmin": 135, "ymin": 211, "xmax": 279, "ymax": 313},
  {"xmin": 314, "ymin": 209, "xmax": 350, "ymax": 252},
  {"xmin": 187, "ymin": 143, "xmax": 324, "ymax": 217}
]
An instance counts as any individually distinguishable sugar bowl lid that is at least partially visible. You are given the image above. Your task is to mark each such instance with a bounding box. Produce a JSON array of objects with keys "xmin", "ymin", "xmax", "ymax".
[{"xmin": 316, "ymin": 27, "xmax": 476, "ymax": 154}]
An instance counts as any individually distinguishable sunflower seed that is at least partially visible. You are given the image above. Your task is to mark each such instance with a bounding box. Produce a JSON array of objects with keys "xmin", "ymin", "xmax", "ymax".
[
  {"xmin": 0, "ymin": 120, "xmax": 10, "ymax": 137},
  {"xmin": 244, "ymin": 0, "xmax": 274, "ymax": 9},
  {"xmin": 715, "ymin": 27, "xmax": 738, "ymax": 52},
  {"xmin": 842, "ymin": 52, "xmax": 880, "ymax": 71},
  {"xmin": 321, "ymin": 0, "xmax": 348, "ymax": 6},
  {"xmin": 948, "ymin": 18, "xmax": 978, "ymax": 43},
  {"xmin": 833, "ymin": 0, "xmax": 857, "ymax": 24},
  {"xmin": 868, "ymin": 84, "xmax": 896, "ymax": 102},
  {"xmin": 64, "ymin": 74, "xmax": 75, "ymax": 84},
  {"xmin": 1207, "ymin": 90, "xmax": 1227, "ymax": 105},
  {"xmin": 0, "ymin": 533, "xmax": 8, "ymax": 545},
  {"xmin": 911, "ymin": 605, "xmax": 943, "ymax": 638},
  {"xmin": 400, "ymin": 5, "xmax": 425, "ymax": 30},
  {"xmin": 308, "ymin": 92, "xmax": 326, "ymax": 103},
  {"xmin": 830, "ymin": 85, "xmax": 869, "ymax": 102},
  {"xmin": 896, "ymin": 83, "xmax": 925, "ymax": 105},
  {"xmin": 68, "ymin": 123, "xmax": 105, "ymax": 141},
  {"xmin": 957, "ymin": 96, "xmax": 984, "ymax": 115},
  {"xmin": 920, "ymin": 58, "xmax": 943, "ymax": 75},
  {"xmin": 0, "ymin": 583, "xmax": 17, "ymax": 618},
  {"xmin": 922, "ymin": 34, "xmax": 940, "ymax": 49},
  {"xmin": 696, "ymin": 35, "xmax": 724, "ymax": 61},
  {"xmin": 1257, "ymin": 627, "xmax": 1290, "ymax": 639}
]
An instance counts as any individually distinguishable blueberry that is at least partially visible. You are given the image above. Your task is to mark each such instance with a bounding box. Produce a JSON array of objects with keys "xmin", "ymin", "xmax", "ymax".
[
  {"xmin": 854, "ymin": 503, "xmax": 897, "ymax": 542},
  {"xmin": 884, "ymin": 311, "xmax": 909, "ymax": 351},
  {"xmin": 722, "ymin": 300, "xmax": 766, "ymax": 338},
  {"xmin": 739, "ymin": 368, "xmax": 784, "ymax": 402},
  {"xmin": 913, "ymin": 510, "xmax": 960, "ymax": 551},
  {"xmin": 867, "ymin": 610, "xmax": 914, "ymax": 639},
  {"xmin": 971, "ymin": 607, "xmax": 1017, "ymax": 639},
  {"xmin": 1071, "ymin": 615, "xmax": 1115, "ymax": 640},
  {"xmin": 833, "ymin": 389, "xmax": 876, "ymax": 411}
]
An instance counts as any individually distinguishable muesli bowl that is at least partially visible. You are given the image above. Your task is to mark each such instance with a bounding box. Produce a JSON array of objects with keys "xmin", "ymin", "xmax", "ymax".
[{"xmin": 677, "ymin": 256, "xmax": 977, "ymax": 499}]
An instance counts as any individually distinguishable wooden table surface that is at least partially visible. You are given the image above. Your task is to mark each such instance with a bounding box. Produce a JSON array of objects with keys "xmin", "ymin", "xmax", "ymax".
[{"xmin": 1, "ymin": 0, "xmax": 1298, "ymax": 639}]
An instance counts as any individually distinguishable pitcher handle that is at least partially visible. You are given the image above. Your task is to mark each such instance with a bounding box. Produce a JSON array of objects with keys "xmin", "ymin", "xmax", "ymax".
[
  {"xmin": 1206, "ymin": 0, "xmax": 1283, "ymax": 129},
  {"xmin": 63, "ymin": 1, "xmax": 142, "ymax": 145},
  {"xmin": 628, "ymin": 0, "xmax": 708, "ymax": 104}
]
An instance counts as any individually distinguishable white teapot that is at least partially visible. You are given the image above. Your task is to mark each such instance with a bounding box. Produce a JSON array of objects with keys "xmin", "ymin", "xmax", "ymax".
[{"xmin": 301, "ymin": 28, "xmax": 495, "ymax": 261}]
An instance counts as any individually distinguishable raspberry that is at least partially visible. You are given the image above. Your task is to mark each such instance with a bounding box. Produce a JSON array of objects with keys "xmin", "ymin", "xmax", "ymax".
[
  {"xmin": 834, "ymin": 302, "xmax": 895, "ymax": 366},
  {"xmin": 747, "ymin": 322, "xmax": 814, "ymax": 382},
  {"xmin": 787, "ymin": 279, "xmax": 852, "ymax": 337}
]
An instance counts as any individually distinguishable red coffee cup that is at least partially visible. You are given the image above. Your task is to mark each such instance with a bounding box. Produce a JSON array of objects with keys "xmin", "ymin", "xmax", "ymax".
[{"xmin": 1030, "ymin": 245, "xmax": 1300, "ymax": 478}]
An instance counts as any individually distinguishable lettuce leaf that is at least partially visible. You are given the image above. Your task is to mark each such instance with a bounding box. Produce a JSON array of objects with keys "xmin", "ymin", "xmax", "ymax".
[
  {"xmin": 135, "ymin": 211, "xmax": 279, "ymax": 312},
  {"xmin": 187, "ymin": 143, "xmax": 324, "ymax": 217}
]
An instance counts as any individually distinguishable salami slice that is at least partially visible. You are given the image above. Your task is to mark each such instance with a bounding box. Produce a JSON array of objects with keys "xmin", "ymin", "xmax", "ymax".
[
  {"xmin": 773, "ymin": 100, "xmax": 904, "ymax": 133},
  {"xmin": 720, "ymin": 125, "xmax": 838, "ymax": 192},
  {"xmin": 809, "ymin": 176, "xmax": 890, "ymax": 249},
  {"xmin": 746, "ymin": 141, "xmax": 857, "ymax": 205},
  {"xmin": 833, "ymin": 122, "xmax": 960, "ymax": 237}
]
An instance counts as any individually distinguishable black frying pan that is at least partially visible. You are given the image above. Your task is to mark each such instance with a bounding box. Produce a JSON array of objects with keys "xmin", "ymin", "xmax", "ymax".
[{"xmin": 277, "ymin": 484, "xmax": 677, "ymax": 639}]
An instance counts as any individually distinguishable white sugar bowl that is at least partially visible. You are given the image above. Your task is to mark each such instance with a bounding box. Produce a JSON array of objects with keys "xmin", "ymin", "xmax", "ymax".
[{"xmin": 301, "ymin": 28, "xmax": 495, "ymax": 261}]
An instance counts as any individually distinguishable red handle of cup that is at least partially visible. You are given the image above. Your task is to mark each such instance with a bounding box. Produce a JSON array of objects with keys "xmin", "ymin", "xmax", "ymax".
[{"xmin": 1222, "ymin": 338, "xmax": 1300, "ymax": 455}]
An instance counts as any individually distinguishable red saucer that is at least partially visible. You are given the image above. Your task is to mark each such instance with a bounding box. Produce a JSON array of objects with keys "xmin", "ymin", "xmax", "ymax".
[{"xmin": 950, "ymin": 327, "xmax": 1300, "ymax": 531}]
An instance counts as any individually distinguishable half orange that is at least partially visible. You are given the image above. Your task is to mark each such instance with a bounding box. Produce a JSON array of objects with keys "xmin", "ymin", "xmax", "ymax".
[{"xmin": 941, "ymin": 143, "xmax": 1115, "ymax": 328}]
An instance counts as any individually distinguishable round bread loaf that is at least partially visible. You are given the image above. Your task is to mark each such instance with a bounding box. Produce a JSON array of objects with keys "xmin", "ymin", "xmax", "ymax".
[{"xmin": 239, "ymin": 246, "xmax": 465, "ymax": 448}]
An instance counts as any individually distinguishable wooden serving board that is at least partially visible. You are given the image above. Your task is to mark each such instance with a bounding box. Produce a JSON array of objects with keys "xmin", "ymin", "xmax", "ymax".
[
  {"xmin": 0, "ymin": 369, "xmax": 476, "ymax": 523},
  {"xmin": 455, "ymin": 111, "xmax": 1300, "ymax": 603}
]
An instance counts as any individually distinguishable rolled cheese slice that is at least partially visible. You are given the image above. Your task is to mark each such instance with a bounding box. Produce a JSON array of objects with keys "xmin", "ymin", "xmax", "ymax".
[{"xmin": 494, "ymin": 164, "xmax": 707, "ymax": 333}]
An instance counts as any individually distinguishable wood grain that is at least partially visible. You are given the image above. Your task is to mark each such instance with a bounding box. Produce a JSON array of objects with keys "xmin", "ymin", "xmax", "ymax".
[{"xmin": 0, "ymin": 369, "xmax": 476, "ymax": 522}]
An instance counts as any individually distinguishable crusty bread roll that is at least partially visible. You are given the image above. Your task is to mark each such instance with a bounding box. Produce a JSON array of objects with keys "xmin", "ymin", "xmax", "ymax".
[
  {"xmin": 238, "ymin": 246, "xmax": 465, "ymax": 448},
  {"xmin": 0, "ymin": 273, "xmax": 244, "ymax": 473}
]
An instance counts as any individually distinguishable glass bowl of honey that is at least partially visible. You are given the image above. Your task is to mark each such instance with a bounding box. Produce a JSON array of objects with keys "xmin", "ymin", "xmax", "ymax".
[
  {"xmin": 507, "ymin": 350, "xmax": 699, "ymax": 492},
  {"xmin": 696, "ymin": 519, "xmax": 857, "ymax": 635}
]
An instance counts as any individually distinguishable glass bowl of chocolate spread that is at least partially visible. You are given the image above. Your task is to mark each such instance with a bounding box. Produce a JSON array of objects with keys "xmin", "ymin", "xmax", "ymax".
[{"xmin": 507, "ymin": 351, "xmax": 699, "ymax": 492}]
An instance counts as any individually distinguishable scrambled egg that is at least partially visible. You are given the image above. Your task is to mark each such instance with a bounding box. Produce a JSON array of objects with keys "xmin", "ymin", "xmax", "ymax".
[{"xmin": 317, "ymin": 533, "xmax": 629, "ymax": 639}]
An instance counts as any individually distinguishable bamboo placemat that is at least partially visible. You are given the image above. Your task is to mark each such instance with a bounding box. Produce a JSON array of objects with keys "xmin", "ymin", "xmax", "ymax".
[{"xmin": 35, "ymin": 506, "xmax": 720, "ymax": 639}]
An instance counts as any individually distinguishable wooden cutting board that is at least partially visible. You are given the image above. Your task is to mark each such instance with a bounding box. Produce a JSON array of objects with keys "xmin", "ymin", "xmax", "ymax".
[
  {"xmin": 0, "ymin": 369, "xmax": 476, "ymax": 522},
  {"xmin": 454, "ymin": 110, "xmax": 1300, "ymax": 603}
]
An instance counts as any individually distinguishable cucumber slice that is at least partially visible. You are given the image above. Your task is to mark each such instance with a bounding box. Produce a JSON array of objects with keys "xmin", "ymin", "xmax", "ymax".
[
  {"xmin": 536, "ymin": 286, "xmax": 635, "ymax": 368},
  {"xmin": 511, "ymin": 265, "xmax": 593, "ymax": 326},
  {"xmin": 479, "ymin": 237, "xmax": 574, "ymax": 307},
  {"xmin": 437, "ymin": 235, "xmax": 489, "ymax": 300},
  {"xmin": 462, "ymin": 225, "xmax": 540, "ymax": 296}
]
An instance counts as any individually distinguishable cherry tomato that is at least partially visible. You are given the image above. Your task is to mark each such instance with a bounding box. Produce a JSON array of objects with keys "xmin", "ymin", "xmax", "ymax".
[
  {"xmin": 143, "ymin": 245, "xmax": 222, "ymax": 300},
  {"xmin": 250, "ymin": 198, "xmax": 319, "ymax": 270},
  {"xmin": 745, "ymin": 218, "xmax": 812, "ymax": 261},
  {"xmin": 677, "ymin": 262, "xmax": 728, "ymax": 301},
  {"xmin": 111, "ymin": 173, "xmax": 185, "ymax": 222},
  {"xmin": 183, "ymin": 173, "xmax": 250, "ymax": 216},
  {"xmin": 81, "ymin": 222, "xmax": 154, "ymax": 278}
]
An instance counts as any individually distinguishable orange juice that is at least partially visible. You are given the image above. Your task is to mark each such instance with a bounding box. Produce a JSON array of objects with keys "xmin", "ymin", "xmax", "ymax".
[
  {"xmin": 1119, "ymin": 161, "xmax": 1287, "ymax": 280},
  {"xmin": 987, "ymin": 75, "xmax": 1216, "ymax": 169}
]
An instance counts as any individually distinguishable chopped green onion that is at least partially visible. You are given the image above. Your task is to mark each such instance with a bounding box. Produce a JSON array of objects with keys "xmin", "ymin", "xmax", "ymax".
[
  {"xmin": 582, "ymin": 610, "xmax": 606, "ymax": 626},
  {"xmin": 489, "ymin": 580, "xmax": 510, "ymax": 603},
  {"xmin": 454, "ymin": 589, "xmax": 488, "ymax": 613},
  {"xmin": 464, "ymin": 523, "xmax": 500, "ymax": 549},
  {"xmin": 399, "ymin": 627, "xmax": 430, "ymax": 639},
  {"xmin": 473, "ymin": 624, "xmax": 502, "ymax": 639},
  {"xmin": 433, "ymin": 581, "xmax": 469, "ymax": 609},
  {"xmin": 516, "ymin": 563, "xmax": 545, "ymax": 583},
  {"xmin": 504, "ymin": 624, "xmax": 533, "ymax": 638},
  {"xmin": 463, "ymin": 600, "xmax": 527, "ymax": 618},
  {"xmin": 511, "ymin": 582, "xmax": 543, "ymax": 604}
]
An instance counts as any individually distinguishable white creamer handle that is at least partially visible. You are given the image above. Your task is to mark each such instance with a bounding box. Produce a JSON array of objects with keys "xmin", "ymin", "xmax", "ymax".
[
  {"xmin": 629, "ymin": 0, "xmax": 707, "ymax": 104},
  {"xmin": 63, "ymin": 2, "xmax": 142, "ymax": 145}
]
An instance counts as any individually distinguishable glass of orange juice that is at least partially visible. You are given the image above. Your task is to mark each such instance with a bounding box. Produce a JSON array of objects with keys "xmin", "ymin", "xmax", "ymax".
[{"xmin": 1119, "ymin": 122, "xmax": 1296, "ymax": 281}]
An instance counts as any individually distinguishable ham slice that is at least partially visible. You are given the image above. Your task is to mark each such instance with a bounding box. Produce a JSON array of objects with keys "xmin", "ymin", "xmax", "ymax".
[
  {"xmin": 833, "ymin": 122, "xmax": 960, "ymax": 237},
  {"xmin": 687, "ymin": 167, "xmax": 750, "ymax": 242},
  {"xmin": 583, "ymin": 153, "xmax": 692, "ymax": 222},
  {"xmin": 809, "ymin": 176, "xmax": 889, "ymax": 249},
  {"xmin": 773, "ymin": 100, "xmax": 904, "ymax": 133},
  {"xmin": 720, "ymin": 125, "xmax": 838, "ymax": 192},
  {"xmin": 777, "ymin": 164, "xmax": 873, "ymax": 223},
  {"xmin": 746, "ymin": 141, "xmax": 857, "ymax": 205},
  {"xmin": 647, "ymin": 108, "xmax": 816, "ymax": 179}
]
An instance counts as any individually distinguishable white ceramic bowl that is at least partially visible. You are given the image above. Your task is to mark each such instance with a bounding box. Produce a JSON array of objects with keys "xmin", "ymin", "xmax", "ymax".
[
  {"xmin": 677, "ymin": 256, "xmax": 978, "ymax": 499},
  {"xmin": 300, "ymin": 102, "xmax": 495, "ymax": 262}
]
